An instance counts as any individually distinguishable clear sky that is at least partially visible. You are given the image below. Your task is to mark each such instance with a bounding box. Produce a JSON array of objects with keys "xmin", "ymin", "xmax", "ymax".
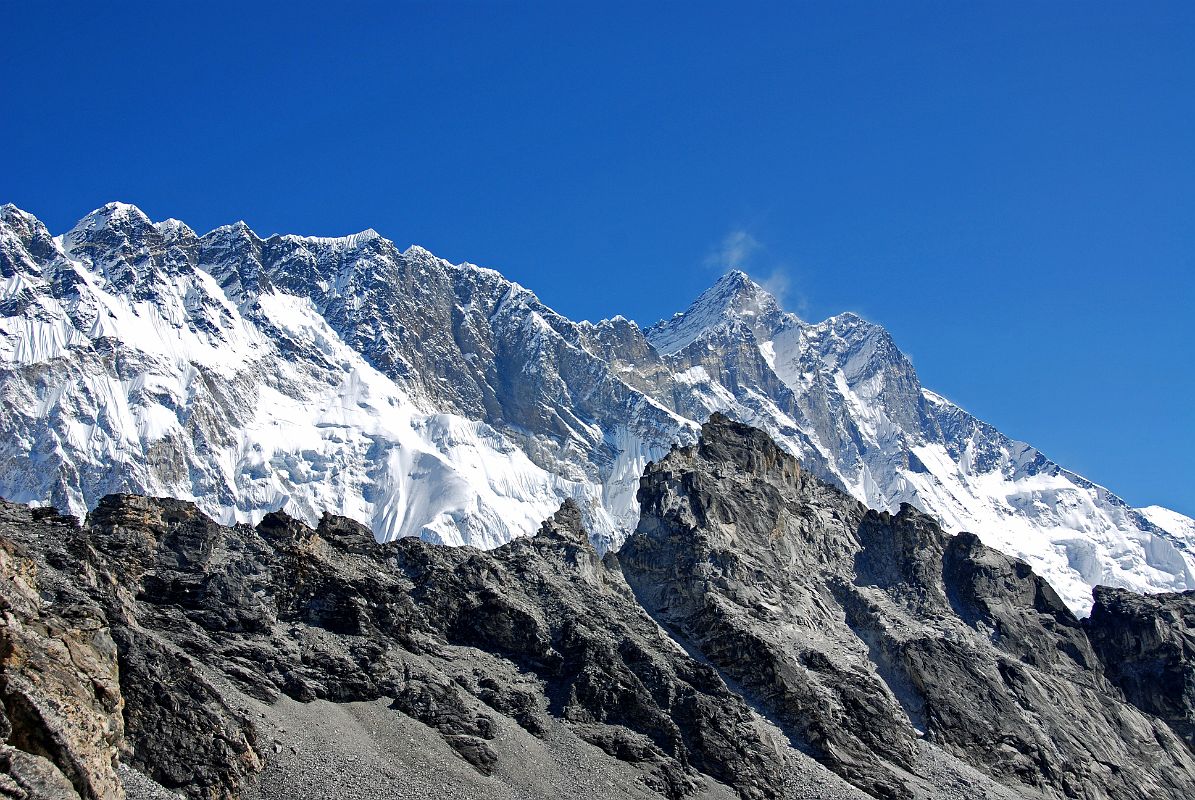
[{"xmin": 3, "ymin": 1, "xmax": 1192, "ymax": 515}]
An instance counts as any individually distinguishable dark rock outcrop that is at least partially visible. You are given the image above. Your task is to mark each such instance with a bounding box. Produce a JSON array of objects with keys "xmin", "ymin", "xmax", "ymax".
[
  {"xmin": 0, "ymin": 494, "xmax": 784, "ymax": 800},
  {"xmin": 1085, "ymin": 586, "xmax": 1195, "ymax": 749},
  {"xmin": 619, "ymin": 413, "xmax": 1195, "ymax": 800},
  {"xmin": 2, "ymin": 414, "xmax": 1194, "ymax": 800}
]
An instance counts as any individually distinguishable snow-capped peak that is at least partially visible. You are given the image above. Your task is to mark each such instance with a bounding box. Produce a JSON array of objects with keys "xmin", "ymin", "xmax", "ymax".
[
  {"xmin": 67, "ymin": 202, "xmax": 152, "ymax": 235},
  {"xmin": 60, "ymin": 203, "xmax": 162, "ymax": 269},
  {"xmin": 402, "ymin": 244, "xmax": 441, "ymax": 262},
  {"xmin": 694, "ymin": 270, "xmax": 779, "ymax": 318},
  {"xmin": 154, "ymin": 218, "xmax": 196, "ymax": 242},
  {"xmin": 1, "ymin": 203, "xmax": 41, "ymax": 225},
  {"xmin": 201, "ymin": 221, "xmax": 261, "ymax": 249},
  {"xmin": 646, "ymin": 270, "xmax": 787, "ymax": 355},
  {"xmin": 1139, "ymin": 505, "xmax": 1195, "ymax": 547}
]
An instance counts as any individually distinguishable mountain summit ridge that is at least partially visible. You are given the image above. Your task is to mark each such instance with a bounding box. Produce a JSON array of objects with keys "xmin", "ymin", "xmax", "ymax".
[
  {"xmin": 646, "ymin": 269, "xmax": 787, "ymax": 356},
  {"xmin": 1, "ymin": 201, "xmax": 1191, "ymax": 613}
]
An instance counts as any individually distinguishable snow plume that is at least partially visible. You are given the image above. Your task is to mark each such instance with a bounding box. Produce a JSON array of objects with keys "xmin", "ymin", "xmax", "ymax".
[
  {"xmin": 705, "ymin": 229, "xmax": 761, "ymax": 271},
  {"xmin": 704, "ymin": 230, "xmax": 799, "ymax": 314},
  {"xmin": 758, "ymin": 268, "xmax": 797, "ymax": 311}
]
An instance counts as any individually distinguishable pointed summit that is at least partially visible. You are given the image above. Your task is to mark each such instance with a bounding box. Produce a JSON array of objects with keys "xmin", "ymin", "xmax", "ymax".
[
  {"xmin": 154, "ymin": 218, "xmax": 197, "ymax": 245},
  {"xmin": 69, "ymin": 201, "xmax": 152, "ymax": 231},
  {"xmin": 202, "ymin": 220, "xmax": 261, "ymax": 245},
  {"xmin": 719, "ymin": 268, "xmax": 753, "ymax": 287},
  {"xmin": 60, "ymin": 202, "xmax": 198, "ymax": 297},
  {"xmin": 0, "ymin": 203, "xmax": 60, "ymax": 277},
  {"xmin": 63, "ymin": 202, "xmax": 156, "ymax": 255},
  {"xmin": 646, "ymin": 270, "xmax": 785, "ymax": 355},
  {"xmin": 1, "ymin": 202, "xmax": 42, "ymax": 226}
]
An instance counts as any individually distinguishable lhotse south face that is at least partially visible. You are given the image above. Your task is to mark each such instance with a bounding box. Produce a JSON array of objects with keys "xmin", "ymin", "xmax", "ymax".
[{"xmin": 1, "ymin": 201, "xmax": 1192, "ymax": 615}]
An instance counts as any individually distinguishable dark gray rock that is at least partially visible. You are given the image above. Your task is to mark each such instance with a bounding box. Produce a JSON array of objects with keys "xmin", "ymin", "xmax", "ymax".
[
  {"xmin": 3, "ymin": 416, "xmax": 1194, "ymax": 800},
  {"xmin": 620, "ymin": 413, "xmax": 1195, "ymax": 800},
  {"xmin": 0, "ymin": 494, "xmax": 784, "ymax": 800},
  {"xmin": 1085, "ymin": 586, "xmax": 1195, "ymax": 749}
]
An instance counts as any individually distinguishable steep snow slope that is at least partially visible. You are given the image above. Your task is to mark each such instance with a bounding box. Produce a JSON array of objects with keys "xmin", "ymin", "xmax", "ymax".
[
  {"xmin": 1140, "ymin": 505, "xmax": 1195, "ymax": 548},
  {"xmin": 194, "ymin": 212, "xmax": 695, "ymax": 549},
  {"xmin": 0, "ymin": 203, "xmax": 599, "ymax": 546},
  {"xmin": 1, "ymin": 203, "xmax": 1189, "ymax": 613}
]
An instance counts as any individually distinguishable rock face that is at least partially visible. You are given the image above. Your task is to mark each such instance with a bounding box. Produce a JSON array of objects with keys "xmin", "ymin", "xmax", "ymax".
[
  {"xmin": 4, "ymin": 417, "xmax": 1195, "ymax": 799},
  {"xmin": 639, "ymin": 273, "xmax": 1195, "ymax": 613},
  {"xmin": 0, "ymin": 201, "xmax": 690, "ymax": 555},
  {"xmin": 619, "ymin": 414, "xmax": 1195, "ymax": 800},
  {"xmin": 2, "ymin": 202, "xmax": 1192, "ymax": 614},
  {"xmin": 0, "ymin": 492, "xmax": 794, "ymax": 800},
  {"xmin": 1085, "ymin": 586, "xmax": 1195, "ymax": 750},
  {"xmin": 0, "ymin": 508, "xmax": 125, "ymax": 800}
]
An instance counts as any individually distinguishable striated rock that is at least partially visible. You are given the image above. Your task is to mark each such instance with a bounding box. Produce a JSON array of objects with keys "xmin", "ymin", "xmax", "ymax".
[
  {"xmin": 1085, "ymin": 586, "xmax": 1195, "ymax": 749},
  {"xmin": 0, "ymin": 747, "xmax": 82, "ymax": 800},
  {"xmin": 620, "ymin": 413, "xmax": 1195, "ymax": 800}
]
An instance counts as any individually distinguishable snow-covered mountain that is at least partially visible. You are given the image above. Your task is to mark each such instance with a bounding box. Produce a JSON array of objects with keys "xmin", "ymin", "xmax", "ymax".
[
  {"xmin": 639, "ymin": 271, "xmax": 1195, "ymax": 612},
  {"xmin": 1, "ymin": 203, "xmax": 608, "ymax": 549},
  {"xmin": 1, "ymin": 201, "xmax": 1190, "ymax": 612}
]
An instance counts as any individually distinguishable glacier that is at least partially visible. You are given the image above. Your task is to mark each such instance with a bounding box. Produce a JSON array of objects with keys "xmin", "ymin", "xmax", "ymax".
[{"xmin": 0, "ymin": 201, "xmax": 1190, "ymax": 613}]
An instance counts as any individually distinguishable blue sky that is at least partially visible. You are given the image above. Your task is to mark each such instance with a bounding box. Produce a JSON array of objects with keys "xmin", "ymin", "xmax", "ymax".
[{"xmin": 3, "ymin": 1, "xmax": 1192, "ymax": 514}]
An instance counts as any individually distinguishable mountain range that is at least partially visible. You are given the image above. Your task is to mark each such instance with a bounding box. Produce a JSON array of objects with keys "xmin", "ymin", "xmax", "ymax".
[{"xmin": 0, "ymin": 201, "xmax": 1191, "ymax": 613}]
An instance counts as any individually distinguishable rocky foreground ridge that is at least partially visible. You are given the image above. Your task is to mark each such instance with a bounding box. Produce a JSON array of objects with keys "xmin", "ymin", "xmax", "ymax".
[{"xmin": 2, "ymin": 416, "xmax": 1194, "ymax": 800}]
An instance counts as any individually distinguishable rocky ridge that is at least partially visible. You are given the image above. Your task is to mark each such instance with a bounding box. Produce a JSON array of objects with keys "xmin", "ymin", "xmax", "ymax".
[
  {"xmin": 2, "ymin": 416, "xmax": 1194, "ymax": 799},
  {"xmin": 619, "ymin": 414, "xmax": 1195, "ymax": 799},
  {"xmin": 0, "ymin": 491, "xmax": 788, "ymax": 800},
  {"xmin": 1085, "ymin": 585, "xmax": 1195, "ymax": 751}
]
